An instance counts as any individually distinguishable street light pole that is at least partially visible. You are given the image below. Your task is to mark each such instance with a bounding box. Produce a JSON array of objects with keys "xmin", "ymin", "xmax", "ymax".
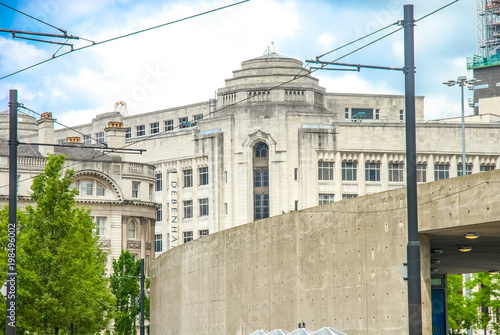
[{"xmin": 442, "ymin": 77, "xmax": 480, "ymax": 176}]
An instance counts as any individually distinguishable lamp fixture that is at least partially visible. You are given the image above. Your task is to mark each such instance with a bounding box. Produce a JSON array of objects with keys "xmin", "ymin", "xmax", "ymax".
[
  {"xmin": 431, "ymin": 259, "xmax": 440, "ymax": 265},
  {"xmin": 458, "ymin": 246, "xmax": 472, "ymax": 252},
  {"xmin": 431, "ymin": 268, "xmax": 439, "ymax": 273},
  {"xmin": 431, "ymin": 249, "xmax": 443, "ymax": 254},
  {"xmin": 464, "ymin": 232, "xmax": 479, "ymax": 239}
]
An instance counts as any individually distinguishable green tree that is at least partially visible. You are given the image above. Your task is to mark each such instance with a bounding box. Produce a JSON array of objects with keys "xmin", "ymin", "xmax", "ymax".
[
  {"xmin": 467, "ymin": 272, "xmax": 500, "ymax": 334},
  {"xmin": 110, "ymin": 251, "xmax": 141, "ymax": 335},
  {"xmin": 447, "ymin": 274, "xmax": 476, "ymax": 335},
  {"xmin": 0, "ymin": 154, "xmax": 115, "ymax": 334}
]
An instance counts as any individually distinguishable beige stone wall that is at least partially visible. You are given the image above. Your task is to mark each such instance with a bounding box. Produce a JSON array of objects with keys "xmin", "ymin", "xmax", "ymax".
[{"xmin": 151, "ymin": 185, "xmax": 432, "ymax": 335}]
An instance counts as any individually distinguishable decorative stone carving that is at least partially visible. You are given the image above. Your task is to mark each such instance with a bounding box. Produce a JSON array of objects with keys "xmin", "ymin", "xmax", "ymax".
[
  {"xmin": 146, "ymin": 242, "xmax": 151, "ymax": 251},
  {"xmin": 113, "ymin": 165, "xmax": 121, "ymax": 175},
  {"xmin": 127, "ymin": 240, "xmax": 141, "ymax": 249},
  {"xmin": 140, "ymin": 217, "xmax": 148, "ymax": 226},
  {"xmin": 99, "ymin": 239, "xmax": 111, "ymax": 248}
]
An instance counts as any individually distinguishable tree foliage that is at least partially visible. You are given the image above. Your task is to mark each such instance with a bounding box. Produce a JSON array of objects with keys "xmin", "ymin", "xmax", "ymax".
[
  {"xmin": 0, "ymin": 154, "xmax": 115, "ymax": 334},
  {"xmin": 110, "ymin": 251, "xmax": 141, "ymax": 335},
  {"xmin": 447, "ymin": 274, "xmax": 476, "ymax": 335}
]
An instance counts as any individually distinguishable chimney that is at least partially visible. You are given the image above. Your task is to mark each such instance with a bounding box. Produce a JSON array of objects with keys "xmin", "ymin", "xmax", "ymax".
[
  {"xmin": 37, "ymin": 112, "xmax": 55, "ymax": 157},
  {"xmin": 66, "ymin": 136, "xmax": 81, "ymax": 143},
  {"xmin": 105, "ymin": 121, "xmax": 126, "ymax": 158}
]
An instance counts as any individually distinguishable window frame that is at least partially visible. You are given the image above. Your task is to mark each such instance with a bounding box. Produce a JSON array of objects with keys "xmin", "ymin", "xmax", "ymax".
[
  {"xmin": 417, "ymin": 163, "xmax": 427, "ymax": 183},
  {"xmin": 95, "ymin": 216, "xmax": 106, "ymax": 237},
  {"xmin": 155, "ymin": 234, "xmax": 163, "ymax": 252},
  {"xmin": 132, "ymin": 181, "xmax": 140, "ymax": 198},
  {"xmin": 125, "ymin": 127, "xmax": 131, "ymax": 138},
  {"xmin": 156, "ymin": 204, "xmax": 162, "ymax": 221},
  {"xmin": 155, "ymin": 173, "xmax": 162, "ymax": 191},
  {"xmin": 128, "ymin": 220, "xmax": 136, "ymax": 239},
  {"xmin": 183, "ymin": 200, "xmax": 193, "ymax": 219},
  {"xmin": 199, "ymin": 167, "xmax": 209, "ymax": 186},
  {"xmin": 254, "ymin": 194, "xmax": 270, "ymax": 220},
  {"xmin": 434, "ymin": 164, "xmax": 450, "ymax": 181},
  {"xmin": 388, "ymin": 162, "xmax": 404, "ymax": 182},
  {"xmin": 183, "ymin": 231, "xmax": 193, "ymax": 243},
  {"xmin": 136, "ymin": 125, "xmax": 146, "ymax": 137},
  {"xmin": 150, "ymin": 122, "xmax": 159, "ymax": 134},
  {"xmin": 199, "ymin": 198, "xmax": 209, "ymax": 217},
  {"xmin": 341, "ymin": 161, "xmax": 357, "ymax": 181},
  {"xmin": 457, "ymin": 164, "xmax": 473, "ymax": 176},
  {"xmin": 95, "ymin": 132, "xmax": 105, "ymax": 144},
  {"xmin": 165, "ymin": 119, "xmax": 174, "ymax": 131},
  {"xmin": 318, "ymin": 193, "xmax": 334, "ymax": 205},
  {"xmin": 183, "ymin": 169, "xmax": 193, "ymax": 188},
  {"xmin": 365, "ymin": 162, "xmax": 381, "ymax": 182},
  {"xmin": 318, "ymin": 161, "xmax": 334, "ymax": 181}
]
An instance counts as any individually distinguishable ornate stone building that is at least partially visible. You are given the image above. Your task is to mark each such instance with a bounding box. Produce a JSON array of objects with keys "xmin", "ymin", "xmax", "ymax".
[
  {"xmin": 0, "ymin": 112, "xmax": 157, "ymax": 273},
  {"xmin": 45, "ymin": 49, "xmax": 500, "ymax": 257}
]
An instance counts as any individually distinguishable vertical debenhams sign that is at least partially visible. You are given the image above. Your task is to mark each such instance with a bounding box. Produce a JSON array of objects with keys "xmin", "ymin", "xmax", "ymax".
[{"xmin": 168, "ymin": 173, "xmax": 179, "ymax": 248}]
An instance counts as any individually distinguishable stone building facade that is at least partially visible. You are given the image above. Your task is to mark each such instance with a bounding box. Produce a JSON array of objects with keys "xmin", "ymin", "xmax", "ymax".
[
  {"xmin": 0, "ymin": 112, "xmax": 157, "ymax": 273},
  {"xmin": 49, "ymin": 50, "xmax": 500, "ymax": 257}
]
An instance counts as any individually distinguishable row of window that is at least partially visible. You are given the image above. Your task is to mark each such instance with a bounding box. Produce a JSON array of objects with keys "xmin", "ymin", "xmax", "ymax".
[
  {"xmin": 154, "ymin": 168, "xmax": 209, "ymax": 191},
  {"xmin": 183, "ymin": 198, "xmax": 209, "ymax": 219},
  {"xmin": 95, "ymin": 217, "xmax": 139, "ymax": 240},
  {"xmin": 318, "ymin": 161, "xmax": 496, "ymax": 183},
  {"xmin": 125, "ymin": 114, "xmax": 204, "ymax": 139},
  {"xmin": 318, "ymin": 194, "xmax": 358, "ymax": 205},
  {"xmin": 182, "ymin": 229, "xmax": 209, "ymax": 243},
  {"xmin": 318, "ymin": 161, "xmax": 405, "ymax": 182}
]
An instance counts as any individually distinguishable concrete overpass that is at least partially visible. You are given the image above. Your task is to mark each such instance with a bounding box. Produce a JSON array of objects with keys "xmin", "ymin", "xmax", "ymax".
[{"xmin": 150, "ymin": 169, "xmax": 500, "ymax": 335}]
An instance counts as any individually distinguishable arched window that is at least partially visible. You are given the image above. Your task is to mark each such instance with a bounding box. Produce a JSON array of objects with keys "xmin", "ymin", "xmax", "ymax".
[
  {"xmin": 253, "ymin": 141, "xmax": 270, "ymax": 220},
  {"xmin": 128, "ymin": 220, "xmax": 136, "ymax": 239},
  {"xmin": 254, "ymin": 142, "xmax": 268, "ymax": 158}
]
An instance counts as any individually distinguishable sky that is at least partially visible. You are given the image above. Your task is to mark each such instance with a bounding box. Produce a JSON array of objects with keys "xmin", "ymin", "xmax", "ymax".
[{"xmin": 0, "ymin": 0, "xmax": 478, "ymax": 127}]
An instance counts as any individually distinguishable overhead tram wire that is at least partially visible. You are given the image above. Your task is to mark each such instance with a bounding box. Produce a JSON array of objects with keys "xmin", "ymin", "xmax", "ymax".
[
  {"xmin": 0, "ymin": 0, "xmax": 460, "ymax": 190},
  {"xmin": 111, "ymin": 0, "xmax": 462, "ymax": 151},
  {"xmin": 0, "ymin": 0, "xmax": 251, "ymax": 81},
  {"xmin": 0, "ymin": 2, "xmax": 68, "ymax": 34}
]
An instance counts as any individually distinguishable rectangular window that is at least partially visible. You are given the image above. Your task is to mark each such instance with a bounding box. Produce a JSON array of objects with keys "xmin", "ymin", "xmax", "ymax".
[
  {"xmin": 342, "ymin": 162, "xmax": 357, "ymax": 181},
  {"xmin": 179, "ymin": 117, "xmax": 189, "ymax": 129},
  {"xmin": 294, "ymin": 168, "xmax": 298, "ymax": 180},
  {"xmin": 318, "ymin": 193, "xmax": 334, "ymax": 205},
  {"xmin": 149, "ymin": 184, "xmax": 153, "ymax": 201},
  {"xmin": 457, "ymin": 164, "xmax": 472, "ymax": 176},
  {"xmin": 295, "ymin": 200, "xmax": 298, "ymax": 211},
  {"xmin": 96, "ymin": 217, "xmax": 106, "ymax": 237},
  {"xmin": 254, "ymin": 194, "xmax": 270, "ymax": 220},
  {"xmin": 150, "ymin": 122, "xmax": 159, "ymax": 134},
  {"xmin": 83, "ymin": 134, "xmax": 91, "ymax": 144},
  {"xmin": 155, "ymin": 234, "xmax": 162, "ymax": 252},
  {"xmin": 389, "ymin": 162, "xmax": 404, "ymax": 182},
  {"xmin": 199, "ymin": 198, "xmax": 209, "ymax": 217},
  {"xmin": 165, "ymin": 120, "xmax": 174, "ymax": 131},
  {"xmin": 136, "ymin": 125, "xmax": 145, "ymax": 136},
  {"xmin": 183, "ymin": 231, "xmax": 193, "ymax": 243},
  {"xmin": 375, "ymin": 109, "xmax": 380, "ymax": 120},
  {"xmin": 254, "ymin": 168, "xmax": 269, "ymax": 187},
  {"xmin": 183, "ymin": 169, "xmax": 193, "ymax": 188},
  {"xmin": 199, "ymin": 229, "xmax": 209, "ymax": 238},
  {"xmin": 81, "ymin": 180, "xmax": 93, "ymax": 196},
  {"xmin": 480, "ymin": 165, "xmax": 495, "ymax": 172},
  {"xmin": 193, "ymin": 114, "xmax": 203, "ymax": 125},
  {"xmin": 156, "ymin": 204, "xmax": 162, "ymax": 221},
  {"xmin": 417, "ymin": 163, "xmax": 427, "ymax": 183},
  {"xmin": 344, "ymin": 108, "xmax": 349, "ymax": 119},
  {"xmin": 400, "ymin": 109, "xmax": 404, "ymax": 121},
  {"xmin": 57, "ymin": 139, "xmax": 65, "ymax": 145},
  {"xmin": 199, "ymin": 167, "xmax": 209, "ymax": 186},
  {"xmin": 434, "ymin": 164, "xmax": 450, "ymax": 180},
  {"xmin": 342, "ymin": 194, "xmax": 358, "ymax": 200},
  {"xmin": 318, "ymin": 161, "xmax": 334, "ymax": 181},
  {"xmin": 183, "ymin": 200, "xmax": 193, "ymax": 219},
  {"xmin": 95, "ymin": 132, "xmax": 105, "ymax": 144},
  {"xmin": 132, "ymin": 181, "xmax": 140, "ymax": 198},
  {"xmin": 155, "ymin": 173, "xmax": 162, "ymax": 191},
  {"xmin": 125, "ymin": 128, "xmax": 131, "ymax": 139},
  {"xmin": 365, "ymin": 162, "xmax": 380, "ymax": 182}
]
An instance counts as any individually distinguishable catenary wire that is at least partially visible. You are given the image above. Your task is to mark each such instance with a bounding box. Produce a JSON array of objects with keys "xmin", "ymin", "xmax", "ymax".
[
  {"xmin": 0, "ymin": 0, "xmax": 459, "ymax": 189},
  {"xmin": 0, "ymin": 0, "xmax": 251, "ymax": 81},
  {"xmin": 0, "ymin": 2, "xmax": 68, "ymax": 34}
]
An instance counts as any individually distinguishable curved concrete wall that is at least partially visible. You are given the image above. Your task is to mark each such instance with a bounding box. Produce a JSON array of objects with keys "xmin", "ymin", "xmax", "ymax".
[{"xmin": 151, "ymin": 186, "xmax": 433, "ymax": 335}]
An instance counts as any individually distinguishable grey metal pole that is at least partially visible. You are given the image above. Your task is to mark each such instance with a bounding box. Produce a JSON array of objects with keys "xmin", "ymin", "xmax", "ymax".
[
  {"xmin": 140, "ymin": 259, "xmax": 145, "ymax": 335},
  {"xmin": 461, "ymin": 81, "xmax": 466, "ymax": 175},
  {"xmin": 403, "ymin": 5, "xmax": 422, "ymax": 335},
  {"xmin": 6, "ymin": 89, "xmax": 18, "ymax": 335}
]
